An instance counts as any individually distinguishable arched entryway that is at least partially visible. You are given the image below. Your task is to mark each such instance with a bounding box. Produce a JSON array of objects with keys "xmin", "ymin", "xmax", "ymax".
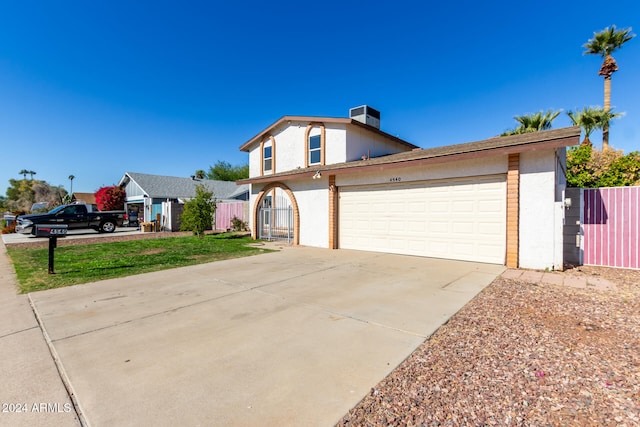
[{"xmin": 253, "ymin": 182, "xmax": 300, "ymax": 245}]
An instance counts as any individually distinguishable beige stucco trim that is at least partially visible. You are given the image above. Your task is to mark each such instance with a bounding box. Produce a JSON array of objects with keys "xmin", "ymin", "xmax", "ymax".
[
  {"xmin": 260, "ymin": 136, "xmax": 276, "ymax": 176},
  {"xmin": 328, "ymin": 175, "xmax": 337, "ymax": 249},
  {"xmin": 506, "ymin": 153, "xmax": 519, "ymax": 268}
]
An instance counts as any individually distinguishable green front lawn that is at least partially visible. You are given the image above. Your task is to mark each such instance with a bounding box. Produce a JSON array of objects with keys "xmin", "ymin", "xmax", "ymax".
[{"xmin": 7, "ymin": 233, "xmax": 273, "ymax": 293}]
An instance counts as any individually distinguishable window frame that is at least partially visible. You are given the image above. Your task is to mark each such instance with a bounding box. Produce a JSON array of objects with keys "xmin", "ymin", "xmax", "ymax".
[
  {"xmin": 260, "ymin": 136, "xmax": 275, "ymax": 175},
  {"xmin": 308, "ymin": 134, "xmax": 322, "ymax": 165},
  {"xmin": 304, "ymin": 124, "xmax": 325, "ymax": 168}
]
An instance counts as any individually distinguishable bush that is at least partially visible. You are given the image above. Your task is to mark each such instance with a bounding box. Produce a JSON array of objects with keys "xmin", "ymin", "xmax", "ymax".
[
  {"xmin": 231, "ymin": 216, "xmax": 248, "ymax": 232},
  {"xmin": 180, "ymin": 185, "xmax": 216, "ymax": 238},
  {"xmin": 1, "ymin": 223, "xmax": 16, "ymax": 234},
  {"xmin": 567, "ymin": 145, "xmax": 640, "ymax": 187}
]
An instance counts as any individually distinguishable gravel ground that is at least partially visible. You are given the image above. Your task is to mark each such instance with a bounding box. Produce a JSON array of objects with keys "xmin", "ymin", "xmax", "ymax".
[{"xmin": 338, "ymin": 266, "xmax": 640, "ymax": 427}]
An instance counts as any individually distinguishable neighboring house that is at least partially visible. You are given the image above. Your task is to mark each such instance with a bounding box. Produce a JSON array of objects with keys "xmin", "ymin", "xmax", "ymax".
[
  {"xmin": 239, "ymin": 106, "xmax": 581, "ymax": 270},
  {"xmin": 118, "ymin": 172, "xmax": 249, "ymax": 226},
  {"xmin": 71, "ymin": 192, "xmax": 97, "ymax": 205}
]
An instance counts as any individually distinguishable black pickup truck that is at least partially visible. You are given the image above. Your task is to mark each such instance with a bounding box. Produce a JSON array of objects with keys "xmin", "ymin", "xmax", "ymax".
[{"xmin": 16, "ymin": 203, "xmax": 126, "ymax": 235}]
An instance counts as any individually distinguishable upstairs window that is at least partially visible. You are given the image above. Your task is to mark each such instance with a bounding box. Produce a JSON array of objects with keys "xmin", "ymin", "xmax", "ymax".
[
  {"xmin": 263, "ymin": 145, "xmax": 272, "ymax": 172},
  {"xmin": 304, "ymin": 124, "xmax": 325, "ymax": 168},
  {"xmin": 309, "ymin": 135, "xmax": 321, "ymax": 165}
]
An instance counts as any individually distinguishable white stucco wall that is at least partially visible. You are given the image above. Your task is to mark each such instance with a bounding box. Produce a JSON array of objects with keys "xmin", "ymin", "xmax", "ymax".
[
  {"xmin": 519, "ymin": 150, "xmax": 564, "ymax": 270},
  {"xmin": 289, "ymin": 179, "xmax": 329, "ymax": 248},
  {"xmin": 345, "ymin": 126, "xmax": 412, "ymax": 162},
  {"xmin": 324, "ymin": 125, "xmax": 347, "ymax": 165}
]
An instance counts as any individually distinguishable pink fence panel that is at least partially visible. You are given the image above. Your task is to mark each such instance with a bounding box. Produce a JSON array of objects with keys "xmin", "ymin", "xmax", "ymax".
[
  {"xmin": 215, "ymin": 202, "xmax": 246, "ymax": 231},
  {"xmin": 583, "ymin": 186, "xmax": 640, "ymax": 269}
]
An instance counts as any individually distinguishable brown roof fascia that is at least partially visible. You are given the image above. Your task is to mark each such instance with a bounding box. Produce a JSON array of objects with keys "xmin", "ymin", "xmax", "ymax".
[
  {"xmin": 238, "ymin": 116, "xmax": 418, "ymax": 152},
  {"xmin": 238, "ymin": 127, "xmax": 581, "ymax": 185}
]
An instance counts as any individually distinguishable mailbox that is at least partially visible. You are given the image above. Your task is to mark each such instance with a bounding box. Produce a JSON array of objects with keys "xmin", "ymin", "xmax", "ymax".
[{"xmin": 34, "ymin": 224, "xmax": 68, "ymax": 238}]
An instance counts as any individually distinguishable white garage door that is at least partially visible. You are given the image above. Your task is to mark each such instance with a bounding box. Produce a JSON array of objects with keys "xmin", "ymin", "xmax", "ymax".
[{"xmin": 339, "ymin": 176, "xmax": 506, "ymax": 264}]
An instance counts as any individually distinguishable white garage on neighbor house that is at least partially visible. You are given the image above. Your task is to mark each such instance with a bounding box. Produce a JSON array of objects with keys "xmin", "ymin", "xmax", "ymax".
[{"xmin": 238, "ymin": 106, "xmax": 580, "ymax": 270}]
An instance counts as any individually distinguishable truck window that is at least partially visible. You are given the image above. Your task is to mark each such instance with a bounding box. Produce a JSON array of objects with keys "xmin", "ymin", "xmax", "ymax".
[{"xmin": 62, "ymin": 206, "xmax": 78, "ymax": 215}]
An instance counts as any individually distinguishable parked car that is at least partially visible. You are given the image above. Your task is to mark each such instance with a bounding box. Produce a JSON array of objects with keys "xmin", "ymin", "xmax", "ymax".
[{"xmin": 15, "ymin": 203, "xmax": 126, "ymax": 235}]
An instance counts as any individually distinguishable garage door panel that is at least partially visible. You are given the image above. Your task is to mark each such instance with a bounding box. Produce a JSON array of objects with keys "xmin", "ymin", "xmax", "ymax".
[
  {"xmin": 429, "ymin": 221, "xmax": 448, "ymax": 233},
  {"xmin": 452, "ymin": 200, "xmax": 474, "ymax": 212},
  {"xmin": 479, "ymin": 200, "xmax": 502, "ymax": 213},
  {"xmin": 453, "ymin": 222, "xmax": 474, "ymax": 234},
  {"xmin": 339, "ymin": 177, "xmax": 506, "ymax": 264}
]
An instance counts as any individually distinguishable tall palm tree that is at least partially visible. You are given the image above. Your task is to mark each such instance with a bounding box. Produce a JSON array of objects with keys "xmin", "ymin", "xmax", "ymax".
[
  {"xmin": 68, "ymin": 175, "xmax": 75, "ymax": 195},
  {"xmin": 19, "ymin": 169, "xmax": 29, "ymax": 179},
  {"xmin": 502, "ymin": 110, "xmax": 561, "ymax": 136},
  {"xmin": 584, "ymin": 25, "xmax": 635, "ymax": 149},
  {"xmin": 567, "ymin": 107, "xmax": 623, "ymax": 146}
]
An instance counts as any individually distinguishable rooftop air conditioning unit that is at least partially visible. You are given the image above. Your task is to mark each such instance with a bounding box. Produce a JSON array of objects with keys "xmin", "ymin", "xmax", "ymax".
[{"xmin": 349, "ymin": 105, "xmax": 380, "ymax": 129}]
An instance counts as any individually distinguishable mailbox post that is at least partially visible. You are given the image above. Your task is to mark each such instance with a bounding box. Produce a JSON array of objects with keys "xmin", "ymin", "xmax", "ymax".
[{"xmin": 34, "ymin": 224, "xmax": 68, "ymax": 274}]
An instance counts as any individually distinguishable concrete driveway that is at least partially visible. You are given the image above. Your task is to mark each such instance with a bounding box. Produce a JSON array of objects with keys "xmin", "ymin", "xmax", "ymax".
[{"xmin": 29, "ymin": 246, "xmax": 504, "ymax": 426}]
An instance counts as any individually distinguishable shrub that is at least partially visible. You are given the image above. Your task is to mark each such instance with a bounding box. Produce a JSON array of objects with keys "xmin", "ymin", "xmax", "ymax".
[
  {"xmin": 180, "ymin": 185, "xmax": 216, "ymax": 238},
  {"xmin": 231, "ymin": 216, "xmax": 248, "ymax": 232},
  {"xmin": 1, "ymin": 223, "xmax": 16, "ymax": 234}
]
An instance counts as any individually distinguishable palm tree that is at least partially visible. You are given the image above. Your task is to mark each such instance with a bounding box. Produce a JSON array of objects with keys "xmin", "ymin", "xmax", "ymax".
[
  {"xmin": 501, "ymin": 110, "xmax": 561, "ymax": 136},
  {"xmin": 19, "ymin": 169, "xmax": 29, "ymax": 179},
  {"xmin": 567, "ymin": 107, "xmax": 623, "ymax": 146},
  {"xmin": 68, "ymin": 175, "xmax": 75, "ymax": 195},
  {"xmin": 584, "ymin": 25, "xmax": 635, "ymax": 149}
]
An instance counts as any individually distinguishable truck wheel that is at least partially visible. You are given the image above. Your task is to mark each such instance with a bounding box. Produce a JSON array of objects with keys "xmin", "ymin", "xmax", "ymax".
[{"xmin": 99, "ymin": 220, "xmax": 116, "ymax": 233}]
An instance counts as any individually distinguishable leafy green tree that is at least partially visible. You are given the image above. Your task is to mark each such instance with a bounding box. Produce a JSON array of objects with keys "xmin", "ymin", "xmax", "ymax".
[
  {"xmin": 206, "ymin": 161, "xmax": 249, "ymax": 181},
  {"xmin": 180, "ymin": 185, "xmax": 216, "ymax": 237},
  {"xmin": 501, "ymin": 110, "xmax": 561, "ymax": 136},
  {"xmin": 566, "ymin": 145, "xmax": 640, "ymax": 187},
  {"xmin": 584, "ymin": 25, "xmax": 635, "ymax": 149},
  {"xmin": 567, "ymin": 107, "xmax": 623, "ymax": 146},
  {"xmin": 599, "ymin": 151, "xmax": 640, "ymax": 187}
]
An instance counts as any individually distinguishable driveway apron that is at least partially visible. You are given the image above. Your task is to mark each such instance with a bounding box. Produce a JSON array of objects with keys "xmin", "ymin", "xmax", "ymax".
[{"xmin": 29, "ymin": 247, "xmax": 504, "ymax": 426}]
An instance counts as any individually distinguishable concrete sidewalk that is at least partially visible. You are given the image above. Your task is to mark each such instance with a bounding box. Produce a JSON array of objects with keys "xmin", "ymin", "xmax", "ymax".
[{"xmin": 0, "ymin": 241, "xmax": 81, "ymax": 426}]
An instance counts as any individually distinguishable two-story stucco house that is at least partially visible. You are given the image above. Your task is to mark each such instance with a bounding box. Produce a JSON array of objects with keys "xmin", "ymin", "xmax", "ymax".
[{"xmin": 239, "ymin": 106, "xmax": 580, "ymax": 270}]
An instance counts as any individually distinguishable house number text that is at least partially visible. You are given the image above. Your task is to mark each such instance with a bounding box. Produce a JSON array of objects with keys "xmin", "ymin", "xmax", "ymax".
[{"xmin": 389, "ymin": 177, "xmax": 402, "ymax": 182}]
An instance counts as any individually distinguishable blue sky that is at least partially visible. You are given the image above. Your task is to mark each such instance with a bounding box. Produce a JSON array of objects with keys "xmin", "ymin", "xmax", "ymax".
[{"xmin": 1, "ymin": 1, "xmax": 639, "ymax": 196}]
